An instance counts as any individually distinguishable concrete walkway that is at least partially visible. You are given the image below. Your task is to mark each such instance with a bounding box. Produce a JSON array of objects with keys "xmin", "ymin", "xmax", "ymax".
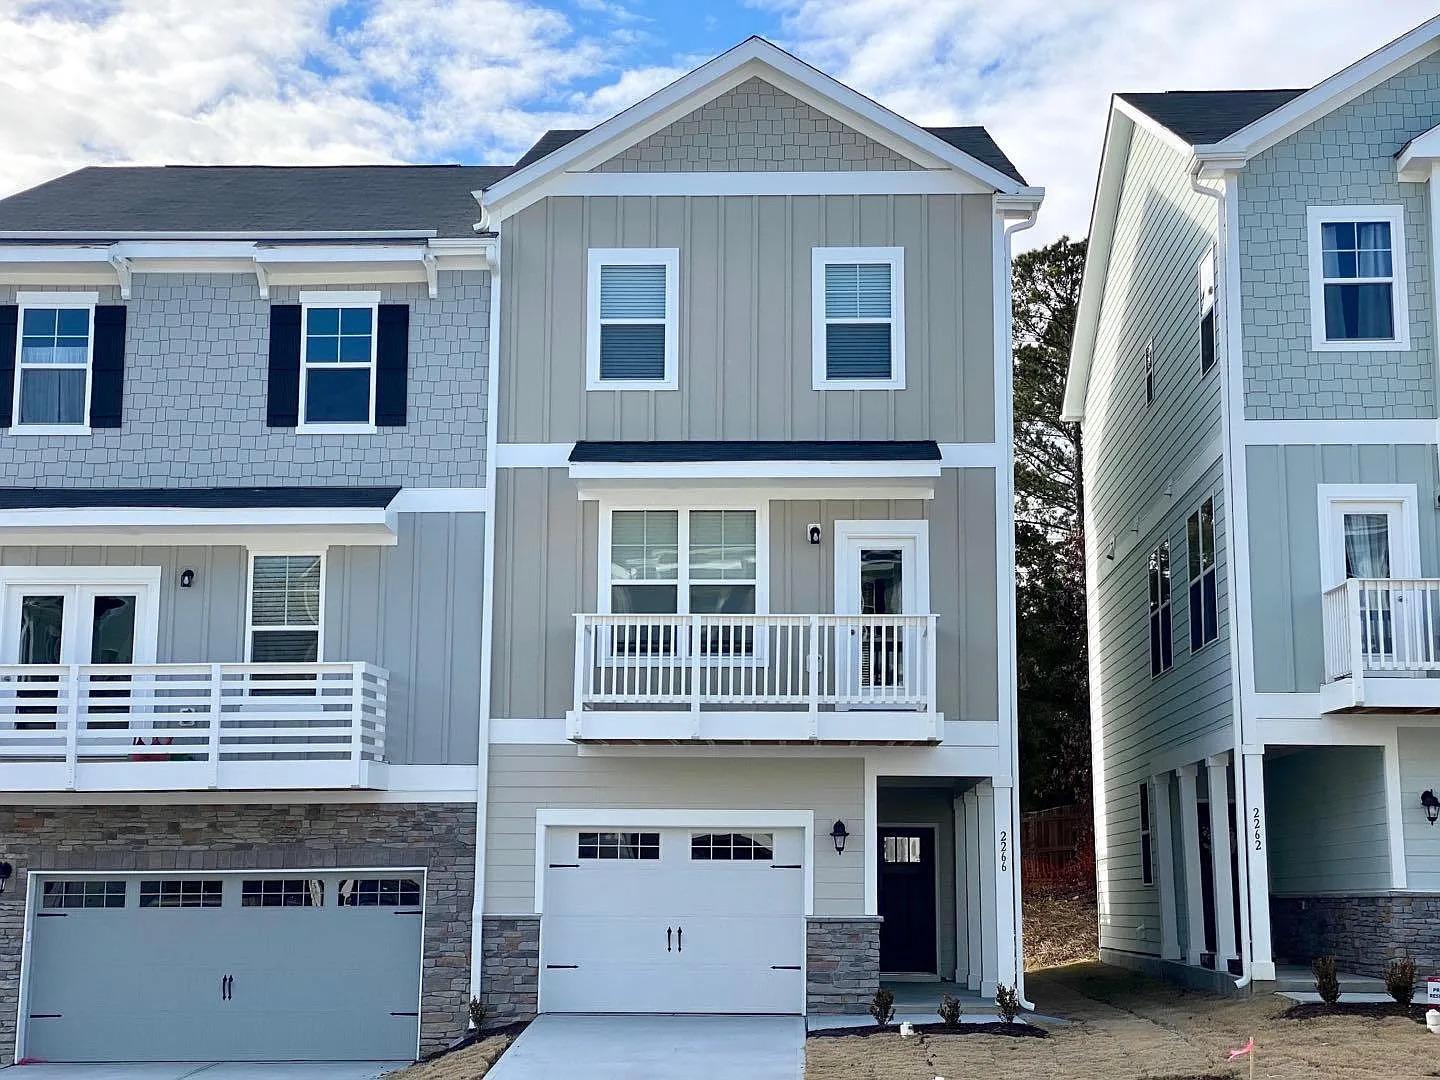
[
  {"xmin": 486, "ymin": 1015, "xmax": 804, "ymax": 1080},
  {"xmin": 1, "ymin": 1064, "xmax": 405, "ymax": 1078}
]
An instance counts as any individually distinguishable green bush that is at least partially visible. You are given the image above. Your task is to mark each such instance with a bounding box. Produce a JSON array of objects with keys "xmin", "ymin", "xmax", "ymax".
[
  {"xmin": 995, "ymin": 984, "xmax": 1021, "ymax": 1024},
  {"xmin": 937, "ymin": 993, "xmax": 962, "ymax": 1027},
  {"xmin": 1386, "ymin": 956, "xmax": 1417, "ymax": 1006},
  {"xmin": 1312, "ymin": 955, "xmax": 1341, "ymax": 1005},
  {"xmin": 468, "ymin": 996, "xmax": 489, "ymax": 1030},
  {"xmin": 869, "ymin": 987, "xmax": 896, "ymax": 1028}
]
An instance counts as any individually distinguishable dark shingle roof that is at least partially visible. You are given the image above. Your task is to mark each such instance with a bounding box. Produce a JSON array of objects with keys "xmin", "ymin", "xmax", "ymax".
[
  {"xmin": 570, "ymin": 441, "xmax": 941, "ymax": 463},
  {"xmin": 0, "ymin": 487, "xmax": 401, "ymax": 509},
  {"xmin": 0, "ymin": 165, "xmax": 513, "ymax": 239},
  {"xmin": 1117, "ymin": 89, "xmax": 1307, "ymax": 146},
  {"xmin": 514, "ymin": 125, "xmax": 1027, "ymax": 185}
]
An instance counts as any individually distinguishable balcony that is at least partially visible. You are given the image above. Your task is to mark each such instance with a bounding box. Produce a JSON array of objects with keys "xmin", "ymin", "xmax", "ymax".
[
  {"xmin": 1322, "ymin": 578, "xmax": 1440, "ymax": 713},
  {"xmin": 569, "ymin": 613, "xmax": 941, "ymax": 743},
  {"xmin": 0, "ymin": 662, "xmax": 389, "ymax": 791}
]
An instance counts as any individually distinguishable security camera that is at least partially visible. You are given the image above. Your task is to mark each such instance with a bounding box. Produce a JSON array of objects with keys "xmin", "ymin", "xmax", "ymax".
[{"xmin": 807, "ymin": 523, "xmax": 823, "ymax": 546}]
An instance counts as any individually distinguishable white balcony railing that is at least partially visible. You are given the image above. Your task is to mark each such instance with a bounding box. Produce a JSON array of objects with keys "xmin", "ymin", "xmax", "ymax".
[
  {"xmin": 0, "ymin": 662, "xmax": 388, "ymax": 791},
  {"xmin": 1322, "ymin": 578, "xmax": 1440, "ymax": 711},
  {"xmin": 571, "ymin": 613, "xmax": 939, "ymax": 741}
]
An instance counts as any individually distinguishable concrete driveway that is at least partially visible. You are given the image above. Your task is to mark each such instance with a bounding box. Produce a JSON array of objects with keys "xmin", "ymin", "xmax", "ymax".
[
  {"xmin": 487, "ymin": 1015, "xmax": 804, "ymax": 1080},
  {"xmin": 3, "ymin": 1064, "xmax": 407, "ymax": 1078}
]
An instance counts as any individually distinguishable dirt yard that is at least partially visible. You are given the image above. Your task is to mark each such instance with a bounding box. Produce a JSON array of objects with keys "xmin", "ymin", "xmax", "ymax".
[
  {"xmin": 387, "ymin": 1029, "xmax": 520, "ymax": 1080},
  {"xmin": 804, "ymin": 962, "xmax": 1440, "ymax": 1080},
  {"xmin": 1024, "ymin": 893, "xmax": 1098, "ymax": 970}
]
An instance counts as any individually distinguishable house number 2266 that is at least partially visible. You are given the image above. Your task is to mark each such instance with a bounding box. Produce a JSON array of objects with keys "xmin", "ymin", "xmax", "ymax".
[{"xmin": 998, "ymin": 829, "xmax": 1009, "ymax": 873}]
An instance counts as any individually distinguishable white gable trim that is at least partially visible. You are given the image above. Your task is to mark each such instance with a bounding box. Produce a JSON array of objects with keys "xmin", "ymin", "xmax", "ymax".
[
  {"xmin": 1397, "ymin": 122, "xmax": 1440, "ymax": 182},
  {"xmin": 1194, "ymin": 14, "xmax": 1440, "ymax": 170},
  {"xmin": 477, "ymin": 38, "xmax": 1037, "ymax": 223}
]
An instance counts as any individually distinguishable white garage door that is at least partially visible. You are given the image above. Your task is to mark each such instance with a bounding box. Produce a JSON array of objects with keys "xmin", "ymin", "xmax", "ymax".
[
  {"xmin": 24, "ymin": 872, "xmax": 424, "ymax": 1062},
  {"xmin": 540, "ymin": 825, "xmax": 805, "ymax": 1014}
]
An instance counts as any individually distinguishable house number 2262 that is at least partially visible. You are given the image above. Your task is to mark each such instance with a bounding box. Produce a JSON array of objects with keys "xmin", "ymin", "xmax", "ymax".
[
  {"xmin": 998, "ymin": 829, "xmax": 1009, "ymax": 873},
  {"xmin": 1251, "ymin": 807, "xmax": 1263, "ymax": 852}
]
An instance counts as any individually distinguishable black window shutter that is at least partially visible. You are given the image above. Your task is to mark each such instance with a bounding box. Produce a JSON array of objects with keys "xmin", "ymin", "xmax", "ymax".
[
  {"xmin": 375, "ymin": 303, "xmax": 410, "ymax": 427},
  {"xmin": 88, "ymin": 305, "xmax": 128, "ymax": 429},
  {"xmin": 0, "ymin": 305, "xmax": 16, "ymax": 428},
  {"xmin": 267, "ymin": 304, "xmax": 302, "ymax": 427}
]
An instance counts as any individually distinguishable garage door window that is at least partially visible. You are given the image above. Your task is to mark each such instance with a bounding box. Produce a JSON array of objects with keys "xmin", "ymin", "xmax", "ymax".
[
  {"xmin": 338, "ymin": 878, "xmax": 421, "ymax": 907},
  {"xmin": 578, "ymin": 831, "xmax": 660, "ymax": 860},
  {"xmin": 690, "ymin": 832, "xmax": 774, "ymax": 861},
  {"xmin": 242, "ymin": 878, "xmax": 323, "ymax": 907},
  {"xmin": 139, "ymin": 879, "xmax": 223, "ymax": 908},
  {"xmin": 42, "ymin": 880, "xmax": 126, "ymax": 909}
]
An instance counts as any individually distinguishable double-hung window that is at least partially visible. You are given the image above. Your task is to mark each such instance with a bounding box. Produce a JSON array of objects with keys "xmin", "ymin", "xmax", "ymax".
[
  {"xmin": 247, "ymin": 554, "xmax": 323, "ymax": 662},
  {"xmin": 1148, "ymin": 541, "xmax": 1173, "ymax": 677},
  {"xmin": 1306, "ymin": 206, "xmax": 1410, "ymax": 350},
  {"xmin": 813, "ymin": 247, "xmax": 905, "ymax": 389},
  {"xmin": 1187, "ymin": 498, "xmax": 1218, "ymax": 651},
  {"xmin": 586, "ymin": 248, "xmax": 679, "ymax": 390},
  {"xmin": 1198, "ymin": 249, "xmax": 1217, "ymax": 375},
  {"xmin": 14, "ymin": 293, "xmax": 95, "ymax": 430},
  {"xmin": 300, "ymin": 293, "xmax": 378, "ymax": 429},
  {"xmin": 1138, "ymin": 782, "xmax": 1155, "ymax": 887}
]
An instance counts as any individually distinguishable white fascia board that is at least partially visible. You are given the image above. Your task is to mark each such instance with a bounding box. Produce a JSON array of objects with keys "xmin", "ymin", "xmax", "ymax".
[
  {"xmin": 478, "ymin": 38, "xmax": 1031, "ymax": 222},
  {"xmin": 1193, "ymin": 15, "xmax": 1440, "ymax": 166},
  {"xmin": 0, "ymin": 230, "xmax": 439, "ymax": 240},
  {"xmin": 1397, "ymin": 122, "xmax": 1440, "ymax": 181},
  {"xmin": 1110, "ymin": 96, "xmax": 1197, "ymax": 158},
  {"xmin": 0, "ymin": 507, "xmax": 398, "ymax": 547}
]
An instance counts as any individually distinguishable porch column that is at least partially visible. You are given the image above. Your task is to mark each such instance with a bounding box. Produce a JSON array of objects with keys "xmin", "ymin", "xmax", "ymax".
[
  {"xmin": 863, "ymin": 758, "xmax": 879, "ymax": 915},
  {"xmin": 953, "ymin": 794, "xmax": 969, "ymax": 983},
  {"xmin": 963, "ymin": 786, "xmax": 983, "ymax": 991},
  {"xmin": 1241, "ymin": 750, "xmax": 1275, "ymax": 981},
  {"xmin": 1175, "ymin": 763, "xmax": 1207, "ymax": 966},
  {"xmin": 976, "ymin": 781, "xmax": 999, "ymax": 996},
  {"xmin": 991, "ymin": 782, "xmax": 1018, "ymax": 993},
  {"xmin": 1149, "ymin": 771, "xmax": 1181, "ymax": 960},
  {"xmin": 1206, "ymin": 752, "xmax": 1238, "ymax": 969}
]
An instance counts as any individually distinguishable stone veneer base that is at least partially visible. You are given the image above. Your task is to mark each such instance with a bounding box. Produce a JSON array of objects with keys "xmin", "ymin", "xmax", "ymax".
[
  {"xmin": 1271, "ymin": 894, "xmax": 1440, "ymax": 978},
  {"xmin": 0, "ymin": 802, "xmax": 476, "ymax": 1058},
  {"xmin": 480, "ymin": 915, "xmax": 541, "ymax": 1022},
  {"xmin": 806, "ymin": 916, "xmax": 882, "ymax": 1013}
]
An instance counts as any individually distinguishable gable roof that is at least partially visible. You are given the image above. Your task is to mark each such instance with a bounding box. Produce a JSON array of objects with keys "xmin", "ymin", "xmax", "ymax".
[
  {"xmin": 0, "ymin": 164, "xmax": 512, "ymax": 239},
  {"xmin": 1116, "ymin": 90, "xmax": 1305, "ymax": 146}
]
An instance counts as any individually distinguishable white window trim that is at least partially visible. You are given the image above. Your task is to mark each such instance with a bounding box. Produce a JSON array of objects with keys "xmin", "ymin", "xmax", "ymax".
[
  {"xmin": 812, "ymin": 246, "xmax": 906, "ymax": 391},
  {"xmin": 10, "ymin": 290, "xmax": 99, "ymax": 435},
  {"xmin": 585, "ymin": 248, "xmax": 680, "ymax": 391},
  {"xmin": 831, "ymin": 519, "xmax": 931, "ymax": 615},
  {"xmin": 297, "ymin": 290, "xmax": 381, "ymax": 434},
  {"xmin": 244, "ymin": 550, "xmax": 327, "ymax": 663},
  {"xmin": 1306, "ymin": 205, "xmax": 1411, "ymax": 352},
  {"xmin": 0, "ymin": 564, "xmax": 161, "ymax": 665},
  {"xmin": 1316, "ymin": 483, "xmax": 1420, "ymax": 591}
]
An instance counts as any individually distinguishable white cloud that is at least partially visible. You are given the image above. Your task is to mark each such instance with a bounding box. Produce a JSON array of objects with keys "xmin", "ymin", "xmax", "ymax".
[{"xmin": 757, "ymin": 0, "xmax": 1440, "ymax": 247}]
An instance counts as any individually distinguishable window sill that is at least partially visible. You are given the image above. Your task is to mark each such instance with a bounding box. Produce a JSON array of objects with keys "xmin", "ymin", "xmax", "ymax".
[
  {"xmin": 5, "ymin": 425, "xmax": 91, "ymax": 437},
  {"xmin": 585, "ymin": 380, "xmax": 678, "ymax": 392},
  {"xmin": 1309, "ymin": 337, "xmax": 1411, "ymax": 353},
  {"xmin": 294, "ymin": 423, "xmax": 379, "ymax": 436},
  {"xmin": 813, "ymin": 379, "xmax": 906, "ymax": 391}
]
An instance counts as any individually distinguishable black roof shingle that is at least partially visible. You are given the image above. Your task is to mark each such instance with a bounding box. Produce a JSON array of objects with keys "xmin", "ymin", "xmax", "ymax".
[
  {"xmin": 0, "ymin": 487, "xmax": 401, "ymax": 509},
  {"xmin": 570, "ymin": 440, "xmax": 941, "ymax": 463},
  {"xmin": 1117, "ymin": 89, "xmax": 1307, "ymax": 146}
]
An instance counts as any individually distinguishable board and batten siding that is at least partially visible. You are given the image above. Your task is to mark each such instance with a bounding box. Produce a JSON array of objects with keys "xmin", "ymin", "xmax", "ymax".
[
  {"xmin": 484, "ymin": 747, "xmax": 864, "ymax": 915},
  {"xmin": 0, "ymin": 511, "xmax": 484, "ymax": 766},
  {"xmin": 490, "ymin": 466, "xmax": 999, "ymax": 723},
  {"xmin": 1244, "ymin": 443, "xmax": 1440, "ymax": 693},
  {"xmin": 497, "ymin": 193, "xmax": 996, "ymax": 444},
  {"xmin": 1264, "ymin": 746, "xmax": 1391, "ymax": 894},
  {"xmin": 1398, "ymin": 727, "xmax": 1440, "ymax": 890}
]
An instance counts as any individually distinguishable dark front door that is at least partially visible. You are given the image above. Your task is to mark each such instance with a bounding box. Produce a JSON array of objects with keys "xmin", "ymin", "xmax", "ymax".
[{"xmin": 877, "ymin": 827, "xmax": 936, "ymax": 973}]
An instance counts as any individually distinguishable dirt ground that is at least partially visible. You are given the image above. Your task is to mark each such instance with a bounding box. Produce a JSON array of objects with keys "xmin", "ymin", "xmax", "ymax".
[
  {"xmin": 1024, "ymin": 893, "xmax": 1099, "ymax": 971},
  {"xmin": 386, "ymin": 1030, "xmax": 518, "ymax": 1080},
  {"xmin": 804, "ymin": 962, "xmax": 1440, "ymax": 1080}
]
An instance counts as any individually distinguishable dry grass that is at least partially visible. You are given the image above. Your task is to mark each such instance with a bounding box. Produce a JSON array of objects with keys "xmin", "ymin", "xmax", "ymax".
[
  {"xmin": 385, "ymin": 1030, "xmax": 519, "ymax": 1080},
  {"xmin": 805, "ymin": 962, "xmax": 1440, "ymax": 1080},
  {"xmin": 1024, "ymin": 893, "xmax": 1098, "ymax": 971}
]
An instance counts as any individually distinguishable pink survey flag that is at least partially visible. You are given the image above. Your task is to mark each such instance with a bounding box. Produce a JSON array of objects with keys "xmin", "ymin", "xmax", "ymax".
[{"xmin": 1227, "ymin": 1037, "xmax": 1255, "ymax": 1060}]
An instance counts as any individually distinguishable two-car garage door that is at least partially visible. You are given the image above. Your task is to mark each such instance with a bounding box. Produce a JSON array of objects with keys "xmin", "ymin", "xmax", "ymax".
[
  {"xmin": 24, "ymin": 872, "xmax": 423, "ymax": 1062},
  {"xmin": 540, "ymin": 825, "xmax": 805, "ymax": 1014}
]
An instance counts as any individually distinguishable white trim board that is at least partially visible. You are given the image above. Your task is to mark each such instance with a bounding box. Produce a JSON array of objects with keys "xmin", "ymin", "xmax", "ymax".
[
  {"xmin": 1240, "ymin": 419, "xmax": 1440, "ymax": 445},
  {"xmin": 543, "ymin": 171, "xmax": 995, "ymax": 198}
]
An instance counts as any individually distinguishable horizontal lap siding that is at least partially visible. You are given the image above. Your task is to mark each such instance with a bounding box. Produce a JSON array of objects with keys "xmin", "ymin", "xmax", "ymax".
[
  {"xmin": 1265, "ymin": 747, "xmax": 1390, "ymax": 893},
  {"xmin": 1398, "ymin": 728, "xmax": 1440, "ymax": 889},
  {"xmin": 1082, "ymin": 121, "xmax": 1229, "ymax": 957},
  {"xmin": 484, "ymin": 746, "xmax": 864, "ymax": 915},
  {"xmin": 1245, "ymin": 443, "xmax": 1439, "ymax": 693}
]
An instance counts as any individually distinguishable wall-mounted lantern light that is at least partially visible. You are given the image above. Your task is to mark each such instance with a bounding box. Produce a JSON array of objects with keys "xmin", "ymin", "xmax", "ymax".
[
  {"xmin": 807, "ymin": 523, "xmax": 823, "ymax": 546},
  {"xmin": 179, "ymin": 568, "xmax": 197, "ymax": 589},
  {"xmin": 0, "ymin": 862, "xmax": 12, "ymax": 896},
  {"xmin": 830, "ymin": 820, "xmax": 849, "ymax": 855},
  {"xmin": 1422, "ymin": 789, "xmax": 1440, "ymax": 825}
]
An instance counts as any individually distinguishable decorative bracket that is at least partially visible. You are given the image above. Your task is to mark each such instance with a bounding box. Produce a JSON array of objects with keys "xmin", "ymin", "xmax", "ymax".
[
  {"xmin": 107, "ymin": 252, "xmax": 133, "ymax": 300},
  {"xmin": 422, "ymin": 251, "xmax": 439, "ymax": 299},
  {"xmin": 253, "ymin": 260, "xmax": 270, "ymax": 300}
]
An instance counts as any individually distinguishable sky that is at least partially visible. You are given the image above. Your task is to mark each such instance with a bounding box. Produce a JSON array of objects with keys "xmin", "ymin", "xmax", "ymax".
[{"xmin": 1, "ymin": 0, "xmax": 1437, "ymax": 248}]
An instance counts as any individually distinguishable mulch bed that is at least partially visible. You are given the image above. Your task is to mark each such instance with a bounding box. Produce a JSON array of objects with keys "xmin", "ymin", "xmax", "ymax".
[
  {"xmin": 1279, "ymin": 1001, "xmax": 1429, "ymax": 1025},
  {"xmin": 808, "ymin": 1021, "xmax": 1048, "ymax": 1039},
  {"xmin": 426, "ymin": 1020, "xmax": 531, "ymax": 1059}
]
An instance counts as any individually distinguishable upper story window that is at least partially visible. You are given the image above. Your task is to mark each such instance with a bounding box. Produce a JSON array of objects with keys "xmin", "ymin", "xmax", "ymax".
[
  {"xmin": 300, "ymin": 293, "xmax": 378, "ymax": 430},
  {"xmin": 1143, "ymin": 342, "xmax": 1155, "ymax": 407},
  {"xmin": 586, "ymin": 248, "xmax": 679, "ymax": 390},
  {"xmin": 14, "ymin": 294, "xmax": 94, "ymax": 431},
  {"xmin": 813, "ymin": 247, "xmax": 905, "ymax": 390},
  {"xmin": 1187, "ymin": 497, "xmax": 1218, "ymax": 651},
  {"xmin": 608, "ymin": 508, "xmax": 759, "ymax": 617},
  {"xmin": 1306, "ymin": 206, "xmax": 1410, "ymax": 351},
  {"xmin": 1148, "ymin": 541, "xmax": 1172, "ymax": 677},
  {"xmin": 247, "ymin": 553, "xmax": 323, "ymax": 662},
  {"xmin": 1198, "ymin": 249, "xmax": 1217, "ymax": 375},
  {"xmin": 1138, "ymin": 781, "xmax": 1155, "ymax": 887}
]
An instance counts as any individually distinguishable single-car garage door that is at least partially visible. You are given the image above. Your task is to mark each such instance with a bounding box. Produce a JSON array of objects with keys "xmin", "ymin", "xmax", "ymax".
[
  {"xmin": 540, "ymin": 825, "xmax": 804, "ymax": 1014},
  {"xmin": 25, "ymin": 872, "xmax": 424, "ymax": 1062}
]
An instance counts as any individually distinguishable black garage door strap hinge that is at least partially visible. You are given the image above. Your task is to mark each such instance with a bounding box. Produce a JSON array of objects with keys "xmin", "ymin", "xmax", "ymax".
[
  {"xmin": 28, "ymin": 1014, "xmax": 62, "ymax": 1019},
  {"xmin": 390, "ymin": 1011, "xmax": 420, "ymax": 1017},
  {"xmin": 394, "ymin": 909, "xmax": 423, "ymax": 915},
  {"xmin": 770, "ymin": 864, "xmax": 802, "ymax": 869},
  {"xmin": 545, "ymin": 964, "xmax": 580, "ymax": 969},
  {"xmin": 35, "ymin": 912, "xmax": 68, "ymax": 918},
  {"xmin": 548, "ymin": 863, "xmax": 580, "ymax": 869},
  {"xmin": 771, "ymin": 965, "xmax": 802, "ymax": 971}
]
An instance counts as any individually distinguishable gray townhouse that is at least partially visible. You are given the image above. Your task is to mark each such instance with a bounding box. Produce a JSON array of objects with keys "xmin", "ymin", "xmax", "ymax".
[
  {"xmin": 1066, "ymin": 14, "xmax": 1440, "ymax": 993},
  {"xmin": 0, "ymin": 37, "xmax": 1042, "ymax": 1065}
]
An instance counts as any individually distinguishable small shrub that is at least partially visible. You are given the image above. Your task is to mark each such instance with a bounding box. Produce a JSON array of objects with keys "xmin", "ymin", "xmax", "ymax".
[
  {"xmin": 937, "ymin": 993, "xmax": 962, "ymax": 1027},
  {"xmin": 1386, "ymin": 956, "xmax": 1417, "ymax": 1006},
  {"xmin": 995, "ymin": 984, "xmax": 1021, "ymax": 1024},
  {"xmin": 468, "ymin": 996, "xmax": 489, "ymax": 1030},
  {"xmin": 869, "ymin": 987, "xmax": 896, "ymax": 1028},
  {"xmin": 1312, "ymin": 955, "xmax": 1341, "ymax": 1005}
]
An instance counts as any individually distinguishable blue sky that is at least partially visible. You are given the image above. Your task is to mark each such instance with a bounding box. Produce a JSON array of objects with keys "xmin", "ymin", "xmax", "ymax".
[{"xmin": 2, "ymin": 1, "xmax": 1437, "ymax": 245}]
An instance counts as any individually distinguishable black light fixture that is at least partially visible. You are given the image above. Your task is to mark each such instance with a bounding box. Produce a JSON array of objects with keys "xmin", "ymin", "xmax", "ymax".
[
  {"xmin": 830, "ymin": 820, "xmax": 849, "ymax": 854},
  {"xmin": 179, "ymin": 568, "xmax": 197, "ymax": 589},
  {"xmin": 1422, "ymin": 790, "xmax": 1440, "ymax": 826},
  {"xmin": 0, "ymin": 862, "xmax": 12, "ymax": 896}
]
